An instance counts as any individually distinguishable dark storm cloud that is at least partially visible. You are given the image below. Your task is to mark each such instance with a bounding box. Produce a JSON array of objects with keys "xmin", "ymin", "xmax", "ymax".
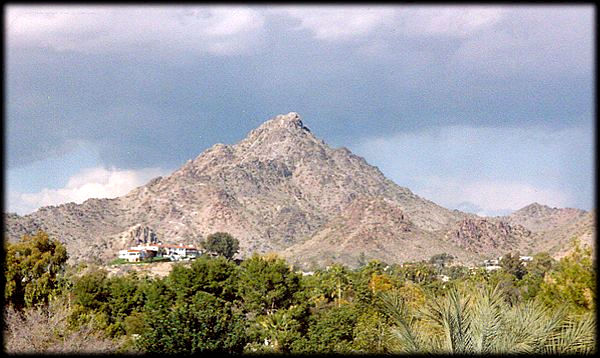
[{"xmin": 6, "ymin": 5, "xmax": 593, "ymax": 174}]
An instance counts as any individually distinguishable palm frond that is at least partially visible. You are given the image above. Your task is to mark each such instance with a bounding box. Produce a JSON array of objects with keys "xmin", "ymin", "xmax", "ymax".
[
  {"xmin": 544, "ymin": 313, "xmax": 596, "ymax": 354},
  {"xmin": 378, "ymin": 290, "xmax": 421, "ymax": 353}
]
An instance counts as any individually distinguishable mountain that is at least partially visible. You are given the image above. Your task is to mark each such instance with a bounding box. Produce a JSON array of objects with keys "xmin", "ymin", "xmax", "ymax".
[
  {"xmin": 443, "ymin": 217, "xmax": 533, "ymax": 257},
  {"xmin": 503, "ymin": 203, "xmax": 595, "ymax": 257},
  {"xmin": 282, "ymin": 196, "xmax": 481, "ymax": 268},
  {"xmin": 4, "ymin": 113, "xmax": 594, "ymax": 267}
]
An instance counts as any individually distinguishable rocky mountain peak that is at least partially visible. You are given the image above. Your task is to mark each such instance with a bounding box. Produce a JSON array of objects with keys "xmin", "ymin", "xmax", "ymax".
[
  {"xmin": 243, "ymin": 112, "xmax": 312, "ymax": 143},
  {"xmin": 270, "ymin": 112, "xmax": 307, "ymax": 130},
  {"xmin": 278, "ymin": 111, "xmax": 302, "ymax": 122},
  {"xmin": 515, "ymin": 202, "xmax": 552, "ymax": 215},
  {"xmin": 6, "ymin": 112, "xmax": 590, "ymax": 266}
]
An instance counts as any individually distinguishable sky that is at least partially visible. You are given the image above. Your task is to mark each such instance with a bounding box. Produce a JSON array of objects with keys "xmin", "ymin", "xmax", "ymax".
[{"xmin": 5, "ymin": 5, "xmax": 595, "ymax": 216}]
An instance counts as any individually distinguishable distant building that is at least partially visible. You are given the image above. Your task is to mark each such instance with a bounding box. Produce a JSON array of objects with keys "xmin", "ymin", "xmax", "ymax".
[
  {"xmin": 118, "ymin": 249, "xmax": 150, "ymax": 262},
  {"xmin": 483, "ymin": 259, "xmax": 500, "ymax": 266},
  {"xmin": 482, "ymin": 257, "xmax": 501, "ymax": 271},
  {"xmin": 118, "ymin": 242, "xmax": 201, "ymax": 262},
  {"xmin": 484, "ymin": 265, "xmax": 502, "ymax": 271},
  {"xmin": 481, "ymin": 255, "xmax": 534, "ymax": 271}
]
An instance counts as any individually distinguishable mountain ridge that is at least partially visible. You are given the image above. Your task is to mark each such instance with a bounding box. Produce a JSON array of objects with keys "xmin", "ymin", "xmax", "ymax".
[{"xmin": 4, "ymin": 113, "xmax": 594, "ymax": 267}]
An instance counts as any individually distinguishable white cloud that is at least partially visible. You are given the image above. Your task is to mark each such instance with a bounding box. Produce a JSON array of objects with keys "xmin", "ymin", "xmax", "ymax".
[
  {"xmin": 6, "ymin": 5, "xmax": 265, "ymax": 56},
  {"xmin": 414, "ymin": 176, "xmax": 569, "ymax": 216},
  {"xmin": 400, "ymin": 6, "xmax": 505, "ymax": 37},
  {"xmin": 351, "ymin": 124, "xmax": 592, "ymax": 214},
  {"xmin": 8, "ymin": 166, "xmax": 169, "ymax": 215},
  {"xmin": 275, "ymin": 5, "xmax": 590, "ymax": 78},
  {"xmin": 450, "ymin": 6, "xmax": 593, "ymax": 77},
  {"xmin": 277, "ymin": 6, "xmax": 504, "ymax": 41},
  {"xmin": 277, "ymin": 6, "xmax": 398, "ymax": 40}
]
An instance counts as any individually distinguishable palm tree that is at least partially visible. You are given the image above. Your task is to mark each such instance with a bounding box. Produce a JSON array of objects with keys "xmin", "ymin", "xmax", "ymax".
[{"xmin": 380, "ymin": 283, "xmax": 596, "ymax": 354}]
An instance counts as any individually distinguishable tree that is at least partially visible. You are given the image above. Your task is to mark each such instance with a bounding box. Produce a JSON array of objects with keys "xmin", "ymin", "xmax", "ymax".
[
  {"xmin": 137, "ymin": 291, "xmax": 248, "ymax": 353},
  {"xmin": 238, "ymin": 255, "xmax": 301, "ymax": 315},
  {"xmin": 391, "ymin": 261, "xmax": 437, "ymax": 286},
  {"xmin": 251, "ymin": 305, "xmax": 308, "ymax": 353},
  {"xmin": 292, "ymin": 303, "xmax": 359, "ymax": 353},
  {"xmin": 72, "ymin": 269, "xmax": 110, "ymax": 312},
  {"xmin": 381, "ymin": 283, "xmax": 596, "ymax": 354},
  {"xmin": 500, "ymin": 252, "xmax": 527, "ymax": 280},
  {"xmin": 429, "ymin": 253, "xmax": 455, "ymax": 270},
  {"xmin": 4, "ymin": 231, "xmax": 69, "ymax": 310},
  {"xmin": 536, "ymin": 239, "xmax": 595, "ymax": 314},
  {"xmin": 166, "ymin": 256, "xmax": 239, "ymax": 302},
  {"xmin": 352, "ymin": 309, "xmax": 392, "ymax": 353},
  {"xmin": 320, "ymin": 264, "xmax": 353, "ymax": 307},
  {"xmin": 104, "ymin": 273, "xmax": 146, "ymax": 336},
  {"xmin": 519, "ymin": 252, "xmax": 556, "ymax": 300},
  {"xmin": 203, "ymin": 232, "xmax": 239, "ymax": 259}
]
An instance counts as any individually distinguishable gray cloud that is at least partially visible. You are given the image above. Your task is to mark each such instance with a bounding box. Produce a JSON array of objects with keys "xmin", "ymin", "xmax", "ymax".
[{"xmin": 6, "ymin": 5, "xmax": 594, "ymax": 213}]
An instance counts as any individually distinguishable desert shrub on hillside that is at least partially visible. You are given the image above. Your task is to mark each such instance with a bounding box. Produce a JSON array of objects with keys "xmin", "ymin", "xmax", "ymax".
[{"xmin": 3, "ymin": 297, "xmax": 123, "ymax": 353}]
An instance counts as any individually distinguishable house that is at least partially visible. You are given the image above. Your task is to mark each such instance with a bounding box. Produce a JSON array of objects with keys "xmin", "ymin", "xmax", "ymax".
[
  {"xmin": 118, "ymin": 249, "xmax": 150, "ymax": 262},
  {"xmin": 484, "ymin": 265, "xmax": 502, "ymax": 271},
  {"xmin": 483, "ymin": 259, "xmax": 500, "ymax": 266},
  {"xmin": 482, "ymin": 258, "xmax": 501, "ymax": 271},
  {"xmin": 156, "ymin": 243, "xmax": 200, "ymax": 260},
  {"xmin": 118, "ymin": 242, "xmax": 201, "ymax": 262},
  {"xmin": 481, "ymin": 255, "xmax": 534, "ymax": 271},
  {"xmin": 519, "ymin": 256, "xmax": 533, "ymax": 265}
]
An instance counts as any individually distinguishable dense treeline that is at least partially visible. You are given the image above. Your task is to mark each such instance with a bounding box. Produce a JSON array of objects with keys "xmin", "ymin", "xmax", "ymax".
[{"xmin": 3, "ymin": 231, "xmax": 596, "ymax": 354}]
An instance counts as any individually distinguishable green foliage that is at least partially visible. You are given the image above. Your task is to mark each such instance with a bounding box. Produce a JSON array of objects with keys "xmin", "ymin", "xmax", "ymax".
[
  {"xmin": 429, "ymin": 253, "xmax": 455, "ymax": 269},
  {"xmin": 518, "ymin": 252, "xmax": 556, "ymax": 300},
  {"xmin": 123, "ymin": 311, "xmax": 145, "ymax": 336},
  {"xmin": 312, "ymin": 264, "xmax": 353, "ymax": 306},
  {"xmin": 391, "ymin": 261, "xmax": 438, "ymax": 286},
  {"xmin": 238, "ymin": 255, "xmax": 301, "ymax": 315},
  {"xmin": 136, "ymin": 291, "xmax": 248, "ymax": 353},
  {"xmin": 500, "ymin": 252, "xmax": 527, "ymax": 280},
  {"xmin": 4, "ymin": 231, "xmax": 69, "ymax": 310},
  {"xmin": 352, "ymin": 309, "xmax": 392, "ymax": 353},
  {"xmin": 537, "ymin": 239, "xmax": 596, "ymax": 314},
  {"xmin": 72, "ymin": 269, "xmax": 110, "ymax": 311},
  {"xmin": 5, "ymin": 235, "xmax": 594, "ymax": 355},
  {"xmin": 166, "ymin": 256, "xmax": 239, "ymax": 302},
  {"xmin": 292, "ymin": 303, "xmax": 359, "ymax": 353},
  {"xmin": 109, "ymin": 258, "xmax": 128, "ymax": 265},
  {"xmin": 106, "ymin": 274, "xmax": 146, "ymax": 323},
  {"xmin": 203, "ymin": 232, "xmax": 239, "ymax": 259},
  {"xmin": 383, "ymin": 282, "xmax": 596, "ymax": 354},
  {"xmin": 251, "ymin": 305, "xmax": 309, "ymax": 353}
]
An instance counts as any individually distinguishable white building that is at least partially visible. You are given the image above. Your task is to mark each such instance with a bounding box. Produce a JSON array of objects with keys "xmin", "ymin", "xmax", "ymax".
[
  {"xmin": 119, "ymin": 242, "xmax": 200, "ymax": 262},
  {"xmin": 158, "ymin": 243, "xmax": 200, "ymax": 260},
  {"xmin": 118, "ymin": 249, "xmax": 149, "ymax": 262},
  {"xmin": 484, "ymin": 265, "xmax": 502, "ymax": 271}
]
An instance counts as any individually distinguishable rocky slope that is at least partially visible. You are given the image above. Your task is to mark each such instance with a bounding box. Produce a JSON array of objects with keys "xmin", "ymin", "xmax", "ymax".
[
  {"xmin": 4, "ymin": 113, "xmax": 594, "ymax": 266},
  {"xmin": 502, "ymin": 203, "xmax": 595, "ymax": 257},
  {"xmin": 282, "ymin": 196, "xmax": 481, "ymax": 268},
  {"xmin": 443, "ymin": 218, "xmax": 532, "ymax": 258}
]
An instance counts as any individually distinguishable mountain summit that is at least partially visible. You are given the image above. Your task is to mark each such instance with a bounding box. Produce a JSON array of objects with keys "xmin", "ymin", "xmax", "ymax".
[{"xmin": 4, "ymin": 113, "xmax": 593, "ymax": 267}]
